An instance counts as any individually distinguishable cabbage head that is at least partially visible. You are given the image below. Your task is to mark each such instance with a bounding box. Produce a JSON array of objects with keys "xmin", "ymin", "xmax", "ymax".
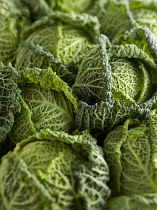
[
  {"xmin": 103, "ymin": 110, "xmax": 157, "ymax": 196},
  {"xmin": 73, "ymin": 35, "xmax": 155, "ymax": 106},
  {"xmin": 74, "ymin": 35, "xmax": 157, "ymax": 133},
  {"xmin": 0, "ymin": 129, "xmax": 111, "ymax": 210},
  {"xmin": 16, "ymin": 14, "xmax": 97, "ymax": 80}
]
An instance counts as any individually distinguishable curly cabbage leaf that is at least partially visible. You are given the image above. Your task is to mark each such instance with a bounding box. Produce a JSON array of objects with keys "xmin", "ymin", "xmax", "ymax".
[
  {"xmin": 103, "ymin": 110, "xmax": 157, "ymax": 196},
  {"xmin": 50, "ymin": 10, "xmax": 100, "ymax": 41},
  {"xmin": 9, "ymin": 67, "xmax": 78, "ymax": 143},
  {"xmin": 0, "ymin": 63, "xmax": 20, "ymax": 146},
  {"xmin": 0, "ymin": 129, "xmax": 111, "ymax": 209},
  {"xmin": 104, "ymin": 193, "xmax": 157, "ymax": 210}
]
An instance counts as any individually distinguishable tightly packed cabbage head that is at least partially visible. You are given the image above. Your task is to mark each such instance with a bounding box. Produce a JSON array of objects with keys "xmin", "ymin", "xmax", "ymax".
[
  {"xmin": 15, "ymin": 13, "xmax": 98, "ymax": 81},
  {"xmin": 0, "ymin": 129, "xmax": 111, "ymax": 210},
  {"xmin": 103, "ymin": 110, "xmax": 157, "ymax": 196},
  {"xmin": 74, "ymin": 35, "xmax": 157, "ymax": 133}
]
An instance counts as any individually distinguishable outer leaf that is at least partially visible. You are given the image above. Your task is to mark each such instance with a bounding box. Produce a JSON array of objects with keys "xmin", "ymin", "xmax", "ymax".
[
  {"xmin": 0, "ymin": 152, "xmax": 52, "ymax": 209},
  {"xmin": 47, "ymin": 0, "xmax": 107, "ymax": 18},
  {"xmin": 20, "ymin": 0, "xmax": 51, "ymax": 20},
  {"xmin": 75, "ymin": 99, "xmax": 144, "ymax": 133},
  {"xmin": 19, "ymin": 42, "xmax": 74, "ymax": 83},
  {"xmin": 51, "ymin": 10, "xmax": 100, "ymax": 41},
  {"xmin": 0, "ymin": 129, "xmax": 111, "ymax": 209},
  {"xmin": 0, "ymin": 63, "xmax": 20, "ymax": 145}
]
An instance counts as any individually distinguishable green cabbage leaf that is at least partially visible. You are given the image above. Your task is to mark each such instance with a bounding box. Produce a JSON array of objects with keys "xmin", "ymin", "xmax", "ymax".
[
  {"xmin": 0, "ymin": 129, "xmax": 111, "ymax": 210},
  {"xmin": 114, "ymin": 27, "xmax": 157, "ymax": 65}
]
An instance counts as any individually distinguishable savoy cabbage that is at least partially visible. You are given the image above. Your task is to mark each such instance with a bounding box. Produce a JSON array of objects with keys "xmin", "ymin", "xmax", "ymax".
[
  {"xmin": 75, "ymin": 34, "xmax": 157, "ymax": 133},
  {"xmin": 0, "ymin": 129, "xmax": 111, "ymax": 210},
  {"xmin": 15, "ymin": 12, "xmax": 99, "ymax": 81},
  {"xmin": 103, "ymin": 110, "xmax": 157, "ymax": 196}
]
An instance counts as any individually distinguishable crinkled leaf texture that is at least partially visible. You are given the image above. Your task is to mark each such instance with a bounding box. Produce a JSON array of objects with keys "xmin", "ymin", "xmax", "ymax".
[
  {"xmin": 104, "ymin": 193, "xmax": 157, "ymax": 210},
  {"xmin": 0, "ymin": 63, "xmax": 20, "ymax": 145},
  {"xmin": 0, "ymin": 129, "xmax": 111, "ymax": 210},
  {"xmin": 9, "ymin": 67, "xmax": 78, "ymax": 143},
  {"xmin": 50, "ymin": 0, "xmax": 91, "ymax": 13},
  {"xmin": 103, "ymin": 110, "xmax": 157, "ymax": 196},
  {"xmin": 75, "ymin": 99, "xmax": 146, "ymax": 134}
]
